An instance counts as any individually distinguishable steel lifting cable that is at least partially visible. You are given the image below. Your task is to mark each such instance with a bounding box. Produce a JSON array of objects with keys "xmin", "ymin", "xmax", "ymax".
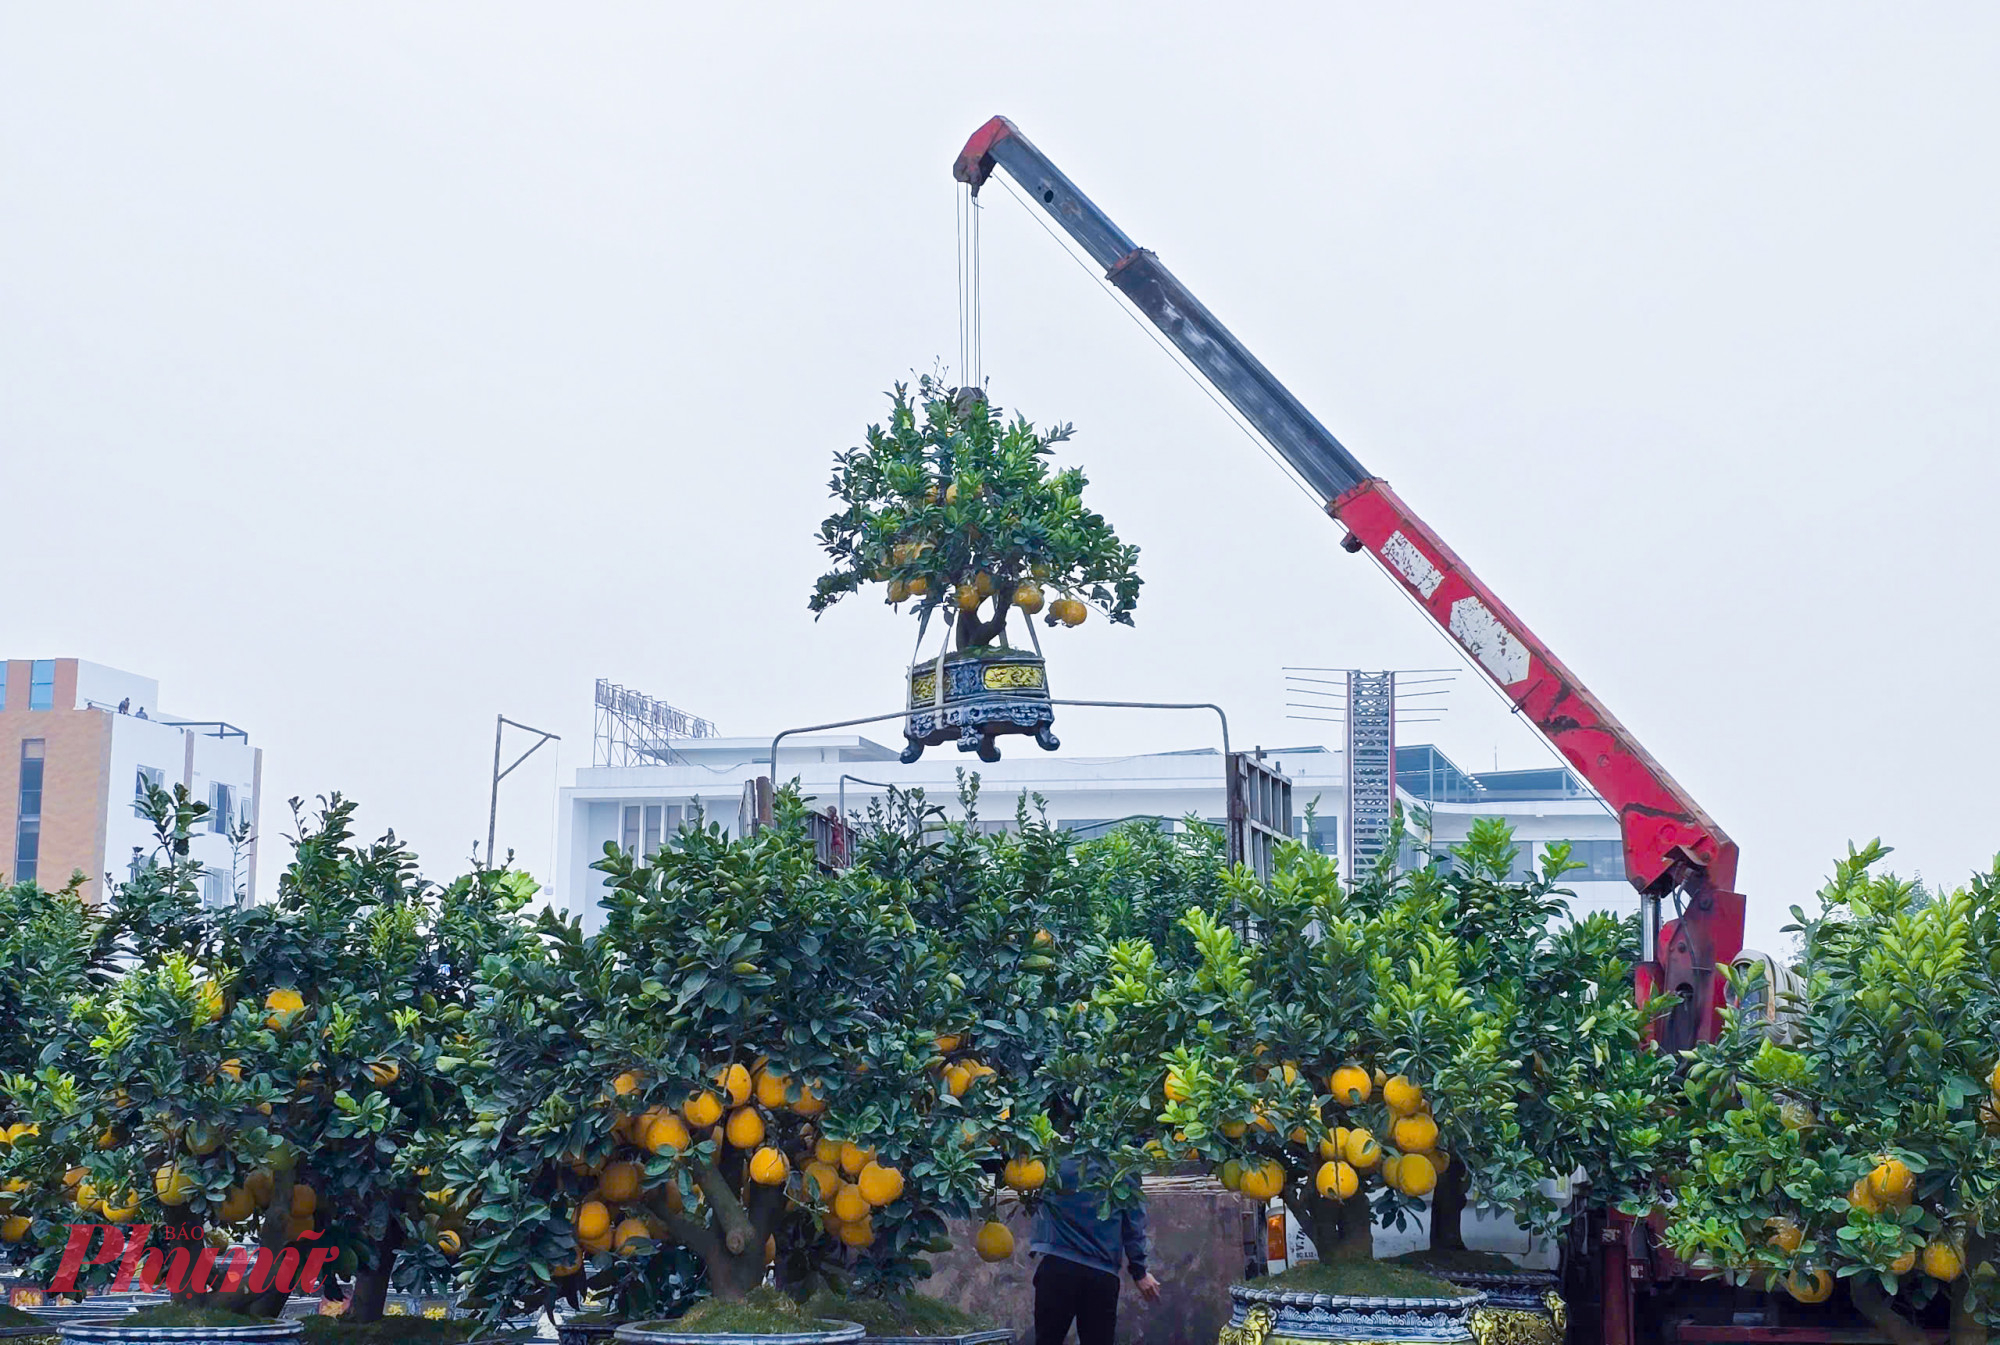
[{"xmin": 956, "ymin": 182, "xmax": 986, "ymax": 390}]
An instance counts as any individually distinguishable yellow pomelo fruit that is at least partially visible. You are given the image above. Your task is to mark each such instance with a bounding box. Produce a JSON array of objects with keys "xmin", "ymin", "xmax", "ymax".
[
  {"xmin": 838, "ymin": 1141, "xmax": 874, "ymax": 1177},
  {"xmin": 195, "ymin": 980, "xmax": 225, "ymax": 1025},
  {"xmin": 1219, "ymin": 1159, "xmax": 1244, "ymax": 1191},
  {"xmin": 153, "ymin": 1164, "xmax": 195, "ymax": 1206},
  {"xmin": 1382, "ymin": 1075, "xmax": 1424, "ymax": 1116},
  {"xmin": 754, "ymin": 1069, "xmax": 789, "ymax": 1110},
  {"xmin": 815, "ymin": 1138, "xmax": 843, "ymax": 1167},
  {"xmin": 836, "ymin": 1217, "xmax": 874, "ymax": 1248},
  {"xmin": 1867, "ymin": 1159, "xmax": 1914, "ymax": 1206},
  {"xmin": 1315, "ymin": 1160, "xmax": 1359, "ymax": 1201},
  {"xmin": 599, "ymin": 1161, "xmax": 641, "ymax": 1203},
  {"xmin": 682, "ymin": 1091, "xmax": 723, "ymax": 1129},
  {"xmin": 832, "ymin": 1182, "xmax": 871, "ymax": 1225},
  {"xmin": 715, "ymin": 1064, "xmax": 752, "ymax": 1107},
  {"xmin": 575, "ymin": 1200, "xmax": 612, "ymax": 1241},
  {"xmin": 612, "ymin": 1071, "xmax": 643, "ymax": 1097},
  {"xmin": 1393, "ymin": 1154, "xmax": 1437, "ymax": 1197},
  {"xmin": 643, "ymin": 1112, "xmax": 691, "ymax": 1155},
  {"xmin": 975, "ymin": 1220, "xmax": 1015, "ymax": 1262},
  {"xmin": 436, "ymin": 1228, "xmax": 462, "ymax": 1256},
  {"xmin": 1003, "ymin": 1157, "xmax": 1047, "ymax": 1192},
  {"xmin": 613, "ymin": 1218, "xmax": 650, "ymax": 1255},
  {"xmin": 1922, "ymin": 1240, "xmax": 1963, "ymax": 1282},
  {"xmin": 1765, "ymin": 1217, "xmax": 1804, "ymax": 1253},
  {"xmin": 0, "ymin": 1216, "xmax": 27, "ymax": 1243},
  {"xmin": 725, "ymin": 1108, "xmax": 766, "ymax": 1150},
  {"xmin": 858, "ymin": 1162, "xmax": 904, "ymax": 1207},
  {"xmin": 749, "ymin": 1147, "xmax": 789, "ymax": 1187},
  {"xmin": 803, "ymin": 1162, "xmax": 841, "ymax": 1203},
  {"xmin": 290, "ymin": 1183, "xmax": 317, "ymax": 1217},
  {"xmin": 1393, "ymin": 1114, "xmax": 1439, "ymax": 1153},
  {"xmin": 1889, "ymin": 1247, "xmax": 1917, "ymax": 1276},
  {"xmin": 1163, "ymin": 1070, "xmax": 1190, "ymax": 1103},
  {"xmin": 1238, "ymin": 1160, "xmax": 1287, "ymax": 1201},
  {"xmin": 218, "ymin": 1186, "xmax": 257, "ymax": 1224},
  {"xmin": 1785, "ymin": 1268, "xmax": 1833, "ymax": 1303},
  {"xmin": 1343, "ymin": 1129, "xmax": 1381, "ymax": 1170},
  {"xmin": 263, "ymin": 988, "xmax": 304, "ymax": 1029}
]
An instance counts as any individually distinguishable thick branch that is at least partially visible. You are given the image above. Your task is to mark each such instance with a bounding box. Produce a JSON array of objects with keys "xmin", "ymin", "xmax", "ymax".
[
  {"xmin": 1851, "ymin": 1274, "xmax": 1929, "ymax": 1345},
  {"xmin": 745, "ymin": 1181, "xmax": 786, "ymax": 1242},
  {"xmin": 955, "ymin": 585, "xmax": 1018, "ymax": 649},
  {"xmin": 645, "ymin": 1196, "xmax": 725, "ymax": 1270},
  {"xmin": 690, "ymin": 1159, "xmax": 755, "ymax": 1256}
]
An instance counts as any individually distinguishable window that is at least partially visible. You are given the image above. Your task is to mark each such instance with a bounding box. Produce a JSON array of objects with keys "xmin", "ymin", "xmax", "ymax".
[
  {"xmin": 1548, "ymin": 838, "xmax": 1624, "ymax": 881},
  {"xmin": 203, "ymin": 868, "xmax": 235, "ymax": 909},
  {"xmin": 621, "ymin": 805, "xmax": 641, "ymax": 856},
  {"xmin": 133, "ymin": 766, "xmax": 164, "ymax": 816},
  {"xmin": 27, "ymin": 661, "xmax": 53, "ymax": 711},
  {"xmin": 15, "ymin": 740, "xmax": 44, "ymax": 884},
  {"xmin": 209, "ymin": 783, "xmax": 235, "ymax": 835}
]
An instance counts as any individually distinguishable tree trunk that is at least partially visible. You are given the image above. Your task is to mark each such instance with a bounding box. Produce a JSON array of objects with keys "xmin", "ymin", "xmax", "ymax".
[
  {"xmin": 1429, "ymin": 1163, "xmax": 1468, "ymax": 1251},
  {"xmin": 1851, "ymin": 1274, "xmax": 1930, "ymax": 1345},
  {"xmin": 704, "ymin": 1248, "xmax": 768, "ymax": 1302},
  {"xmin": 345, "ymin": 1222, "xmax": 404, "ymax": 1325}
]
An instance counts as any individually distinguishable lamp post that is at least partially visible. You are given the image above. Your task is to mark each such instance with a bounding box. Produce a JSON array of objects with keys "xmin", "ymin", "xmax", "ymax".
[{"xmin": 487, "ymin": 714, "xmax": 560, "ymax": 868}]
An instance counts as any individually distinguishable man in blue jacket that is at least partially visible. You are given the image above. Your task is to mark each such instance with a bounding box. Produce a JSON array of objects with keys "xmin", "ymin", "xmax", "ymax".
[{"xmin": 1029, "ymin": 1158, "xmax": 1162, "ymax": 1345}]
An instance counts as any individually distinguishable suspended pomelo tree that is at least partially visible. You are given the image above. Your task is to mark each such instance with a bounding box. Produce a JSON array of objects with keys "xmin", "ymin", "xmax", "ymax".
[{"xmin": 811, "ymin": 376, "xmax": 1141, "ymax": 762}]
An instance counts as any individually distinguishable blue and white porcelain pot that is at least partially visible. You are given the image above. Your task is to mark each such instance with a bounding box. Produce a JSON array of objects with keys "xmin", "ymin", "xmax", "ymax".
[{"xmin": 1216, "ymin": 1283, "xmax": 1488, "ymax": 1345}]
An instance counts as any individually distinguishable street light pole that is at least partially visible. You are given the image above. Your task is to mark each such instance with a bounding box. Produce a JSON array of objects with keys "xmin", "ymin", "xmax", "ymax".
[{"xmin": 488, "ymin": 714, "xmax": 560, "ymax": 868}]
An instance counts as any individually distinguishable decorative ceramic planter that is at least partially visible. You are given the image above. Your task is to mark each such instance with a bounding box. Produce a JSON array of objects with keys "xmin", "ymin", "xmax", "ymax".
[
  {"xmin": 1216, "ymin": 1283, "xmax": 1487, "ymax": 1345},
  {"xmin": 1434, "ymin": 1272, "xmax": 1563, "ymax": 1345},
  {"xmin": 57, "ymin": 1320, "xmax": 303, "ymax": 1345},
  {"xmin": 613, "ymin": 1320, "xmax": 864, "ymax": 1345},
  {"xmin": 557, "ymin": 1321, "xmax": 626, "ymax": 1345},
  {"xmin": 901, "ymin": 651, "xmax": 1057, "ymax": 764}
]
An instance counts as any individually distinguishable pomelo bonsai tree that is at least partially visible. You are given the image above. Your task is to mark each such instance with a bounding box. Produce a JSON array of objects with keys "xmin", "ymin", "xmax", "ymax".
[
  {"xmin": 1661, "ymin": 841, "xmax": 1999, "ymax": 1345},
  {"xmin": 0, "ymin": 790, "xmax": 537, "ymax": 1322},
  {"xmin": 1091, "ymin": 840, "xmax": 1523, "ymax": 1269},
  {"xmin": 1393, "ymin": 819, "xmax": 1674, "ymax": 1263},
  {"xmin": 445, "ymin": 792, "xmax": 1038, "ymax": 1321},
  {"xmin": 810, "ymin": 376, "xmax": 1141, "ymax": 646},
  {"xmin": 1069, "ymin": 820, "xmax": 1668, "ymax": 1281}
]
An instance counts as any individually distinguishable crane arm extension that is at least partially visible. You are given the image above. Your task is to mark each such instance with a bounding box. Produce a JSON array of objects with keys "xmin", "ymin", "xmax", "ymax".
[{"xmin": 955, "ymin": 114, "xmax": 1741, "ymax": 915}]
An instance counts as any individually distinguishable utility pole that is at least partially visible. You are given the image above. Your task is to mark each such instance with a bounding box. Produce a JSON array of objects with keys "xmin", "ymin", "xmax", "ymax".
[{"xmin": 488, "ymin": 715, "xmax": 560, "ymax": 869}]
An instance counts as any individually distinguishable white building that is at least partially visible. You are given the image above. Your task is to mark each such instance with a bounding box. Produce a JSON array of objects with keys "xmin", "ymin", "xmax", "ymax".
[
  {"xmin": 552, "ymin": 732, "xmax": 1628, "ymax": 932},
  {"xmin": 0, "ymin": 659, "xmax": 263, "ymax": 906}
]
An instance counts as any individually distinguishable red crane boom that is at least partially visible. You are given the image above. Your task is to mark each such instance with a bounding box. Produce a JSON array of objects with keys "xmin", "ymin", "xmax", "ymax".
[{"xmin": 954, "ymin": 115, "xmax": 1744, "ymax": 1053}]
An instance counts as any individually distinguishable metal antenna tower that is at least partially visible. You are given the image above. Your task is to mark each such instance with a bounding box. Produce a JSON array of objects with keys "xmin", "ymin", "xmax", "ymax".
[
  {"xmin": 1283, "ymin": 667, "xmax": 1458, "ymax": 882},
  {"xmin": 593, "ymin": 679, "xmax": 719, "ymax": 767},
  {"xmin": 1343, "ymin": 672, "xmax": 1397, "ymax": 882}
]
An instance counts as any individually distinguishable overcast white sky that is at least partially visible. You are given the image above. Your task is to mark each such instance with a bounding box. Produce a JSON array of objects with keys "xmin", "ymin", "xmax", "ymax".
[{"xmin": 5, "ymin": 5, "xmax": 1996, "ymax": 952}]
